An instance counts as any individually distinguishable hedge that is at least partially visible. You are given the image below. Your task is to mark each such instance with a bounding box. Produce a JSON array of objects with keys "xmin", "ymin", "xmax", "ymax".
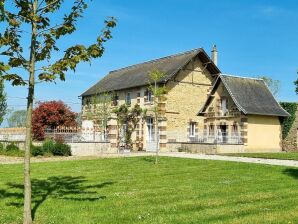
[{"xmin": 280, "ymin": 102, "xmax": 297, "ymax": 139}]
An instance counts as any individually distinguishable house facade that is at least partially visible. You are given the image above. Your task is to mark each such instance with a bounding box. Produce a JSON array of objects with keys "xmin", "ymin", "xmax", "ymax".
[
  {"xmin": 80, "ymin": 47, "xmax": 288, "ymax": 153},
  {"xmin": 81, "ymin": 48, "xmax": 220, "ymax": 152},
  {"xmin": 198, "ymin": 75, "xmax": 289, "ymax": 152}
]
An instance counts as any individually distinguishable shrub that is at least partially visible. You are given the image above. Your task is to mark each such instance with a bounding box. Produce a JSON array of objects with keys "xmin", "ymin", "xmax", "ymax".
[
  {"xmin": 0, "ymin": 143, "xmax": 4, "ymax": 152},
  {"xmin": 280, "ymin": 102, "xmax": 297, "ymax": 139},
  {"xmin": 31, "ymin": 145, "xmax": 45, "ymax": 157},
  {"xmin": 51, "ymin": 143, "xmax": 71, "ymax": 156},
  {"xmin": 42, "ymin": 139, "xmax": 55, "ymax": 154},
  {"xmin": 6, "ymin": 143, "xmax": 20, "ymax": 151}
]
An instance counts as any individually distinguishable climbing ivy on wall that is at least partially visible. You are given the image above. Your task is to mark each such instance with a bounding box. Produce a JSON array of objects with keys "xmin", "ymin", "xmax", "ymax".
[{"xmin": 280, "ymin": 102, "xmax": 297, "ymax": 139}]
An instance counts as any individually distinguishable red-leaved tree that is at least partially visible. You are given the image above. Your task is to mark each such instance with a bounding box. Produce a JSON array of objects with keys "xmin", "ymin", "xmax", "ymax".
[{"xmin": 32, "ymin": 101, "xmax": 77, "ymax": 140}]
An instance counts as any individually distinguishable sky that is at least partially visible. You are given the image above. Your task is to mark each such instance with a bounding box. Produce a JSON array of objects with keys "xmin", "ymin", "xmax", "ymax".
[{"xmin": 2, "ymin": 0, "xmax": 298, "ymax": 123}]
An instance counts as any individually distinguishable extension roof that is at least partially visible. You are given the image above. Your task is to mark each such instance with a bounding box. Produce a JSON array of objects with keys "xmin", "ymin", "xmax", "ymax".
[
  {"xmin": 81, "ymin": 48, "xmax": 220, "ymax": 96},
  {"xmin": 198, "ymin": 74, "xmax": 290, "ymax": 117}
]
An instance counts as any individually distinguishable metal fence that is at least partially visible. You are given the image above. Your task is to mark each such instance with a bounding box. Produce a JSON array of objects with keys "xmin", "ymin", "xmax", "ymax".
[{"xmin": 168, "ymin": 130, "xmax": 243, "ymax": 144}]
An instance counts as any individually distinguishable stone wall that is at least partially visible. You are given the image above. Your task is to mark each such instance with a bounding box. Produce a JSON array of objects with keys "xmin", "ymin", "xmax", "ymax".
[
  {"xmin": 166, "ymin": 142, "xmax": 245, "ymax": 154},
  {"xmin": 69, "ymin": 142, "xmax": 115, "ymax": 156},
  {"xmin": 283, "ymin": 109, "xmax": 298, "ymax": 151}
]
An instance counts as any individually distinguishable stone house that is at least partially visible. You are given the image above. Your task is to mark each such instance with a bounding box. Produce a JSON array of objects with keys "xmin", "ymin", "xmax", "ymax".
[
  {"xmin": 198, "ymin": 74, "xmax": 289, "ymax": 152},
  {"xmin": 81, "ymin": 47, "xmax": 219, "ymax": 152},
  {"xmin": 80, "ymin": 47, "xmax": 289, "ymax": 153}
]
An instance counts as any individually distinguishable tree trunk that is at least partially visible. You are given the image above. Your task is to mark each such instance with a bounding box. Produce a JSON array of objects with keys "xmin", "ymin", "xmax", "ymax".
[
  {"xmin": 154, "ymin": 80, "xmax": 159, "ymax": 164},
  {"xmin": 23, "ymin": 1, "xmax": 37, "ymax": 223}
]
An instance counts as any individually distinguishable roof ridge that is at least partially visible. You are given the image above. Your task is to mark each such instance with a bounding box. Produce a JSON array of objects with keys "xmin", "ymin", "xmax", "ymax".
[
  {"xmin": 220, "ymin": 73, "xmax": 263, "ymax": 81},
  {"xmin": 109, "ymin": 48, "xmax": 202, "ymax": 74}
]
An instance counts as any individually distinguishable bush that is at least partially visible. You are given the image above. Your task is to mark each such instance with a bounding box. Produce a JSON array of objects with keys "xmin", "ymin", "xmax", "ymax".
[
  {"xmin": 280, "ymin": 102, "xmax": 297, "ymax": 139},
  {"xmin": 42, "ymin": 139, "xmax": 55, "ymax": 154},
  {"xmin": 0, "ymin": 143, "xmax": 4, "ymax": 152},
  {"xmin": 6, "ymin": 143, "xmax": 20, "ymax": 151},
  {"xmin": 51, "ymin": 143, "xmax": 71, "ymax": 156},
  {"xmin": 31, "ymin": 145, "xmax": 45, "ymax": 157}
]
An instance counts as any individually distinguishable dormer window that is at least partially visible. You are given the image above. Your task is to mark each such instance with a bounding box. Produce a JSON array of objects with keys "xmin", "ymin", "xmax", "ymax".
[{"xmin": 220, "ymin": 97, "xmax": 228, "ymax": 116}]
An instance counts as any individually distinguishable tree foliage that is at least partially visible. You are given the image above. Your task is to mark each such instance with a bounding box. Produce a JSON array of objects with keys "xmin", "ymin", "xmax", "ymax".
[
  {"xmin": 280, "ymin": 102, "xmax": 297, "ymax": 139},
  {"xmin": 0, "ymin": 78, "xmax": 7, "ymax": 125},
  {"xmin": 295, "ymin": 72, "xmax": 298, "ymax": 94},
  {"xmin": 0, "ymin": 1, "xmax": 116, "ymax": 222},
  {"xmin": 85, "ymin": 89, "xmax": 113, "ymax": 140},
  {"xmin": 8, "ymin": 110, "xmax": 26, "ymax": 127},
  {"xmin": 32, "ymin": 101, "xmax": 77, "ymax": 140},
  {"xmin": 258, "ymin": 75, "xmax": 280, "ymax": 98},
  {"xmin": 113, "ymin": 104, "xmax": 145, "ymax": 149}
]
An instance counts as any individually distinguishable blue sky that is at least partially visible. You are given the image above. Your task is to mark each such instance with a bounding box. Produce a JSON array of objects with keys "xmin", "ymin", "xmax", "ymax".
[{"xmin": 3, "ymin": 0, "xmax": 298, "ymax": 116}]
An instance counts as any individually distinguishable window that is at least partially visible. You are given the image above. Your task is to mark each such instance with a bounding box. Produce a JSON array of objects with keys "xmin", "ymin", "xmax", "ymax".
[
  {"xmin": 112, "ymin": 95, "xmax": 119, "ymax": 106},
  {"xmin": 189, "ymin": 122, "xmax": 196, "ymax": 137},
  {"xmin": 144, "ymin": 89, "xmax": 153, "ymax": 103},
  {"xmin": 220, "ymin": 97, "xmax": 228, "ymax": 116},
  {"xmin": 232, "ymin": 124, "xmax": 238, "ymax": 136},
  {"xmin": 209, "ymin": 124, "xmax": 215, "ymax": 136},
  {"xmin": 125, "ymin": 92, "xmax": 131, "ymax": 105}
]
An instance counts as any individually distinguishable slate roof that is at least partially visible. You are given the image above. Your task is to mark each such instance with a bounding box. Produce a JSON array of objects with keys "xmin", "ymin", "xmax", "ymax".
[
  {"xmin": 81, "ymin": 48, "xmax": 220, "ymax": 96},
  {"xmin": 198, "ymin": 74, "xmax": 290, "ymax": 117}
]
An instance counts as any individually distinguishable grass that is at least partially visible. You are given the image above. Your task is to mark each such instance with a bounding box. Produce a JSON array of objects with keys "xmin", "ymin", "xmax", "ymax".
[
  {"xmin": 221, "ymin": 152, "xmax": 298, "ymax": 161},
  {"xmin": 0, "ymin": 157, "xmax": 298, "ymax": 224}
]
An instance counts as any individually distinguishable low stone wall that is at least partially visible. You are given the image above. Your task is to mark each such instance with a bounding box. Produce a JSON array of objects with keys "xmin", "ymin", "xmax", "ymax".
[
  {"xmin": 166, "ymin": 142, "xmax": 245, "ymax": 154},
  {"xmin": 69, "ymin": 142, "xmax": 115, "ymax": 156}
]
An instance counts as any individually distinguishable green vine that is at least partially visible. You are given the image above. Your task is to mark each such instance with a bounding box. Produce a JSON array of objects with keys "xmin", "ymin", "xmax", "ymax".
[{"xmin": 280, "ymin": 102, "xmax": 297, "ymax": 139}]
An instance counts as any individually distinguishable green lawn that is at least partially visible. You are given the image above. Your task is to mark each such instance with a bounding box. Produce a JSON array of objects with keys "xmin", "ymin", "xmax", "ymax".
[
  {"xmin": 1, "ymin": 157, "xmax": 298, "ymax": 224},
  {"xmin": 221, "ymin": 152, "xmax": 298, "ymax": 161}
]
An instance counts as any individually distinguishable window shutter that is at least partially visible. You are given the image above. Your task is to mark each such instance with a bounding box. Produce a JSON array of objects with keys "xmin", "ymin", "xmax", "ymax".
[{"xmin": 144, "ymin": 90, "xmax": 148, "ymax": 102}]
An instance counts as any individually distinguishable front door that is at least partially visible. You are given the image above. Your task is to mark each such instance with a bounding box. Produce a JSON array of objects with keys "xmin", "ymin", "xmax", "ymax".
[{"xmin": 146, "ymin": 118, "xmax": 156, "ymax": 152}]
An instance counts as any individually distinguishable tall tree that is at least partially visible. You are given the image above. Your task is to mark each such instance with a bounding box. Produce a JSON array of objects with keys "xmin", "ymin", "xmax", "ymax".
[
  {"xmin": 8, "ymin": 110, "xmax": 26, "ymax": 127},
  {"xmin": 148, "ymin": 70, "xmax": 167, "ymax": 164},
  {"xmin": 0, "ymin": 78, "xmax": 7, "ymax": 125},
  {"xmin": 258, "ymin": 75, "xmax": 280, "ymax": 97},
  {"xmin": 0, "ymin": 1, "xmax": 116, "ymax": 223}
]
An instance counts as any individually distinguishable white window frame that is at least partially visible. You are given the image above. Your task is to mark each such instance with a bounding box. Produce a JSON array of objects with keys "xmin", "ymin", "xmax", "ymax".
[
  {"xmin": 125, "ymin": 92, "xmax": 131, "ymax": 105},
  {"xmin": 189, "ymin": 122, "xmax": 196, "ymax": 137}
]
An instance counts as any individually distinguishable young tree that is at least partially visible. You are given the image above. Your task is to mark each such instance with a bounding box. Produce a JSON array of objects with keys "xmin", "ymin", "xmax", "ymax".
[
  {"xmin": 85, "ymin": 90, "xmax": 113, "ymax": 140},
  {"xmin": 32, "ymin": 101, "xmax": 77, "ymax": 140},
  {"xmin": 258, "ymin": 75, "xmax": 280, "ymax": 97},
  {"xmin": 0, "ymin": 78, "xmax": 7, "ymax": 125},
  {"xmin": 0, "ymin": 1, "xmax": 116, "ymax": 223},
  {"xmin": 148, "ymin": 70, "xmax": 167, "ymax": 164},
  {"xmin": 8, "ymin": 110, "xmax": 26, "ymax": 127}
]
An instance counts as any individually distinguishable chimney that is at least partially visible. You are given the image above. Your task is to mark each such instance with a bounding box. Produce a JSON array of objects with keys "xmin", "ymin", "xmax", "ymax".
[{"xmin": 211, "ymin": 44, "xmax": 218, "ymax": 66}]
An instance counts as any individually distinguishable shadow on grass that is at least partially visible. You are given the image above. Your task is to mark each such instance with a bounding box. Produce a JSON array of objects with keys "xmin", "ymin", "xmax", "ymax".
[
  {"xmin": 141, "ymin": 156, "xmax": 156, "ymax": 163},
  {"xmin": 0, "ymin": 176, "xmax": 115, "ymax": 220},
  {"xmin": 283, "ymin": 168, "xmax": 298, "ymax": 179}
]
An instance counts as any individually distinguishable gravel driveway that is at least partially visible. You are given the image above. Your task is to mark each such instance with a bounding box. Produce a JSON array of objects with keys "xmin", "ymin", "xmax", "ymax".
[{"xmin": 1, "ymin": 152, "xmax": 298, "ymax": 167}]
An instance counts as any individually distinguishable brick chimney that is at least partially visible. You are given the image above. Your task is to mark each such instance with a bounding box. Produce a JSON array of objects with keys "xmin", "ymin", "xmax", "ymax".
[{"xmin": 211, "ymin": 44, "xmax": 218, "ymax": 66}]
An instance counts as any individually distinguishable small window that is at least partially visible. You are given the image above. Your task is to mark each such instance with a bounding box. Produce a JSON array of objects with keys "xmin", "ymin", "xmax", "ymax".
[
  {"xmin": 125, "ymin": 92, "xmax": 131, "ymax": 105},
  {"xmin": 112, "ymin": 95, "xmax": 119, "ymax": 106},
  {"xmin": 144, "ymin": 89, "xmax": 153, "ymax": 103},
  {"xmin": 209, "ymin": 124, "xmax": 215, "ymax": 136},
  {"xmin": 189, "ymin": 122, "xmax": 196, "ymax": 137}
]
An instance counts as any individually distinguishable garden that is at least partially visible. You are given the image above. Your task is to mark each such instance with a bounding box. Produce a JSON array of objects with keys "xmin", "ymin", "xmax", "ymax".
[
  {"xmin": 0, "ymin": 139, "xmax": 71, "ymax": 157},
  {"xmin": 1, "ymin": 157, "xmax": 298, "ymax": 224}
]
